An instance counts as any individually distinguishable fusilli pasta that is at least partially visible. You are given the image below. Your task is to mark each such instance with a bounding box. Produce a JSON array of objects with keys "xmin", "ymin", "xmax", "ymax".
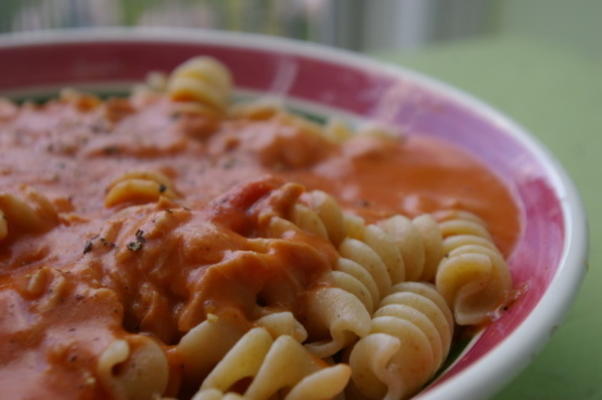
[
  {"xmin": 0, "ymin": 186, "xmax": 58, "ymax": 241},
  {"xmin": 290, "ymin": 190, "xmax": 346, "ymax": 246},
  {"xmin": 287, "ymin": 191, "xmax": 405, "ymax": 310},
  {"xmin": 302, "ymin": 285, "xmax": 371, "ymax": 358},
  {"xmin": 349, "ymin": 282, "xmax": 454, "ymax": 400},
  {"xmin": 98, "ymin": 335, "xmax": 169, "ymax": 400},
  {"xmin": 257, "ymin": 212, "xmax": 372, "ymax": 358},
  {"xmin": 105, "ymin": 170, "xmax": 177, "ymax": 207},
  {"xmin": 193, "ymin": 327, "xmax": 351, "ymax": 400},
  {"xmin": 377, "ymin": 214, "xmax": 444, "ymax": 282},
  {"xmin": 176, "ymin": 311, "xmax": 252, "ymax": 382},
  {"xmin": 255, "ymin": 311, "xmax": 308, "ymax": 343},
  {"xmin": 435, "ymin": 210, "xmax": 512, "ymax": 325},
  {"xmin": 167, "ymin": 56, "xmax": 233, "ymax": 113}
]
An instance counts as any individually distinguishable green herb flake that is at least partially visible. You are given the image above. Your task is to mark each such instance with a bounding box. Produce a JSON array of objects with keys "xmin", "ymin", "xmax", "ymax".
[{"xmin": 126, "ymin": 241, "xmax": 143, "ymax": 252}]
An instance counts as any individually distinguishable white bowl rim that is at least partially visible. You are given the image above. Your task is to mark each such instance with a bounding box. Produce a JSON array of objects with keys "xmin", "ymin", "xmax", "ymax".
[{"xmin": 0, "ymin": 27, "xmax": 588, "ymax": 400}]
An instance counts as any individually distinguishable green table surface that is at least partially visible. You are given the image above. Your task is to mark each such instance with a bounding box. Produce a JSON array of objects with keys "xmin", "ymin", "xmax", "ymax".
[{"xmin": 378, "ymin": 35, "xmax": 601, "ymax": 399}]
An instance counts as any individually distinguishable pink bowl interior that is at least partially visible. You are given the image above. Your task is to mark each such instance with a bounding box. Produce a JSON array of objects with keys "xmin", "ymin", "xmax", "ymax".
[{"xmin": 0, "ymin": 37, "xmax": 564, "ymax": 395}]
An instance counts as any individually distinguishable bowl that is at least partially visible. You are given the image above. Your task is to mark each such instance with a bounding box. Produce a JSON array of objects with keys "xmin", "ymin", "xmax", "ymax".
[{"xmin": 0, "ymin": 28, "xmax": 587, "ymax": 400}]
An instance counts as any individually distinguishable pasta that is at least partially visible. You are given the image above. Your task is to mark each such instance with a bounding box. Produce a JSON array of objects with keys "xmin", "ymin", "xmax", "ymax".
[
  {"xmin": 377, "ymin": 214, "xmax": 444, "ymax": 282},
  {"xmin": 285, "ymin": 191, "xmax": 405, "ymax": 312},
  {"xmin": 349, "ymin": 282, "xmax": 454, "ymax": 400},
  {"xmin": 435, "ymin": 211, "xmax": 512, "ymax": 325},
  {"xmin": 98, "ymin": 335, "xmax": 169, "ymax": 400},
  {"xmin": 193, "ymin": 327, "xmax": 351, "ymax": 400},
  {"xmin": 229, "ymin": 99, "xmax": 398, "ymax": 146},
  {"xmin": 290, "ymin": 190, "xmax": 347, "ymax": 246},
  {"xmin": 0, "ymin": 186, "xmax": 58, "ymax": 241},
  {"xmin": 167, "ymin": 56, "xmax": 233, "ymax": 113},
  {"xmin": 176, "ymin": 311, "xmax": 253, "ymax": 382},
  {"xmin": 256, "ymin": 205, "xmax": 372, "ymax": 358},
  {"xmin": 259, "ymin": 190, "xmax": 399, "ymax": 356},
  {"xmin": 302, "ymin": 286, "xmax": 371, "ymax": 358},
  {"xmin": 0, "ymin": 56, "xmax": 520, "ymax": 400},
  {"xmin": 105, "ymin": 170, "xmax": 178, "ymax": 207},
  {"xmin": 255, "ymin": 311, "xmax": 309, "ymax": 343},
  {"xmin": 338, "ymin": 235, "xmax": 393, "ymax": 308}
]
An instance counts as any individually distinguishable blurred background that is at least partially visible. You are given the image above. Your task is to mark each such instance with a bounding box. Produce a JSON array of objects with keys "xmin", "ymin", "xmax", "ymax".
[
  {"xmin": 0, "ymin": 0, "xmax": 599, "ymax": 58},
  {"xmin": 1, "ymin": 1, "xmax": 600, "ymax": 399}
]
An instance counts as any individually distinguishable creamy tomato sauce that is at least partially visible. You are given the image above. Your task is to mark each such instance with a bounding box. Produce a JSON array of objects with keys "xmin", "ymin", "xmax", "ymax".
[{"xmin": 0, "ymin": 92, "xmax": 520, "ymax": 399}]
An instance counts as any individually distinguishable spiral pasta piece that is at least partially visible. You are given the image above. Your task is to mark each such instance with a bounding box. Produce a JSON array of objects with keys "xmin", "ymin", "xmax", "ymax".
[
  {"xmin": 267, "ymin": 191, "xmax": 406, "ymax": 356},
  {"xmin": 329, "ymin": 257, "xmax": 380, "ymax": 315},
  {"xmin": 176, "ymin": 312, "xmax": 252, "ymax": 382},
  {"xmin": 167, "ymin": 56, "xmax": 232, "ymax": 113},
  {"xmin": 342, "ymin": 213, "xmax": 405, "ymax": 286},
  {"xmin": 337, "ymin": 236, "xmax": 392, "ymax": 311},
  {"xmin": 255, "ymin": 311, "xmax": 308, "ymax": 343},
  {"xmin": 290, "ymin": 190, "xmax": 346, "ymax": 246},
  {"xmin": 194, "ymin": 327, "xmax": 351, "ymax": 400},
  {"xmin": 349, "ymin": 282, "xmax": 453, "ymax": 400},
  {"xmin": 176, "ymin": 311, "xmax": 309, "ymax": 384},
  {"xmin": 377, "ymin": 214, "xmax": 444, "ymax": 282},
  {"xmin": 288, "ymin": 191, "xmax": 404, "ymax": 312},
  {"xmin": 303, "ymin": 286, "xmax": 371, "ymax": 358},
  {"xmin": 97, "ymin": 335, "xmax": 169, "ymax": 400},
  {"xmin": 104, "ymin": 170, "xmax": 177, "ymax": 207},
  {"xmin": 260, "ymin": 216, "xmax": 371, "ymax": 358},
  {"xmin": 435, "ymin": 210, "xmax": 512, "ymax": 325},
  {"xmin": 0, "ymin": 186, "xmax": 59, "ymax": 241}
]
